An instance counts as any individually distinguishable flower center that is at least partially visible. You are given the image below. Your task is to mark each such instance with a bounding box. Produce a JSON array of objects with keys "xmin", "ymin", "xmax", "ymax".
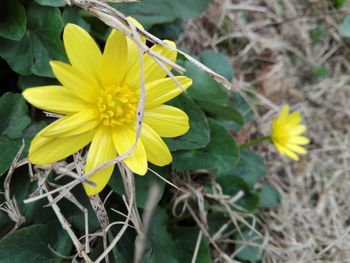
[{"xmin": 97, "ymin": 85, "xmax": 138, "ymax": 127}]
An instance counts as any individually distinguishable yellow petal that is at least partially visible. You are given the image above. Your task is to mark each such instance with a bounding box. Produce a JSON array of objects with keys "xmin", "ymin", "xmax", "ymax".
[
  {"xmin": 140, "ymin": 123, "xmax": 172, "ymax": 166},
  {"xmin": 143, "ymin": 40, "xmax": 177, "ymax": 82},
  {"xmin": 84, "ymin": 127, "xmax": 116, "ymax": 196},
  {"xmin": 286, "ymin": 112, "xmax": 302, "ymax": 127},
  {"xmin": 288, "ymin": 136, "xmax": 310, "ymax": 145},
  {"xmin": 41, "ymin": 109, "xmax": 100, "ymax": 137},
  {"xmin": 112, "ymin": 127, "xmax": 147, "ymax": 175},
  {"xmin": 124, "ymin": 17, "xmax": 146, "ymax": 81},
  {"xmin": 22, "ymin": 86, "xmax": 87, "ymax": 115},
  {"xmin": 285, "ymin": 149, "xmax": 299, "ymax": 161},
  {"xmin": 29, "ymin": 127, "xmax": 96, "ymax": 164},
  {"xmin": 273, "ymin": 141, "xmax": 285, "ymax": 155},
  {"xmin": 100, "ymin": 30, "xmax": 127, "ymax": 87},
  {"xmin": 144, "ymin": 105, "xmax": 189, "ymax": 137},
  {"xmin": 63, "ymin": 23, "xmax": 102, "ymax": 77},
  {"xmin": 275, "ymin": 105, "xmax": 290, "ymax": 126},
  {"xmin": 145, "ymin": 77, "xmax": 192, "ymax": 108},
  {"xmin": 286, "ymin": 143, "xmax": 307, "ymax": 154},
  {"xmin": 274, "ymin": 141, "xmax": 299, "ymax": 161},
  {"xmin": 50, "ymin": 61, "xmax": 99, "ymax": 103},
  {"xmin": 290, "ymin": 125, "xmax": 306, "ymax": 135},
  {"xmin": 124, "ymin": 40, "xmax": 177, "ymax": 89}
]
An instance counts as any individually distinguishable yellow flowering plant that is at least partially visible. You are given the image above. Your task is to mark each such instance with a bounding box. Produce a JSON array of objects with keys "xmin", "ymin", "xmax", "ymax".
[
  {"xmin": 22, "ymin": 21, "xmax": 192, "ymax": 196},
  {"xmin": 241, "ymin": 105, "xmax": 310, "ymax": 161},
  {"xmin": 0, "ymin": 1, "xmax": 308, "ymax": 261},
  {"xmin": 271, "ymin": 105, "xmax": 310, "ymax": 160}
]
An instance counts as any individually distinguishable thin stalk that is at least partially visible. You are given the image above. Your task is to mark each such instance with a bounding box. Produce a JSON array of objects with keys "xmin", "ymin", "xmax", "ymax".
[{"xmin": 240, "ymin": 135, "xmax": 272, "ymax": 149}]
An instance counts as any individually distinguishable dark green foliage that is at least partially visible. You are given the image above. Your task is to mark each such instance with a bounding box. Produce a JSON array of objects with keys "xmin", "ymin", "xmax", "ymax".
[
  {"xmin": 113, "ymin": 0, "xmax": 211, "ymax": 29},
  {"xmin": 172, "ymin": 119, "xmax": 240, "ymax": 173},
  {"xmin": 0, "ymin": 3, "xmax": 66, "ymax": 77}
]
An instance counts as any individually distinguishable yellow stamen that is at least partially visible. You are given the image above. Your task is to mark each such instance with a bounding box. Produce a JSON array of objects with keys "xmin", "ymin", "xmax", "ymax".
[{"xmin": 97, "ymin": 84, "xmax": 137, "ymax": 127}]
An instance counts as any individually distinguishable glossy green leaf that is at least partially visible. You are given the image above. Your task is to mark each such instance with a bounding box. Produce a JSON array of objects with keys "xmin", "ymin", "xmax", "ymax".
[
  {"xmin": 258, "ymin": 183, "xmax": 281, "ymax": 208},
  {"xmin": 113, "ymin": 0, "xmax": 176, "ymax": 29},
  {"xmin": 235, "ymin": 230, "xmax": 263, "ymax": 262},
  {"xmin": 165, "ymin": 95, "xmax": 210, "ymax": 151},
  {"xmin": 185, "ymin": 61, "xmax": 228, "ymax": 105},
  {"xmin": 0, "ymin": 3, "xmax": 66, "ymax": 77},
  {"xmin": 109, "ymin": 166, "xmax": 167, "ymax": 208},
  {"xmin": 216, "ymin": 92, "xmax": 254, "ymax": 132},
  {"xmin": 0, "ymin": 225, "xmax": 69, "ymax": 263},
  {"xmin": 216, "ymin": 175, "xmax": 259, "ymax": 211},
  {"xmin": 173, "ymin": 119, "xmax": 240, "ymax": 173},
  {"xmin": 170, "ymin": 227, "xmax": 211, "ymax": 263},
  {"xmin": 200, "ymin": 50, "xmax": 233, "ymax": 80},
  {"xmin": 6, "ymin": 168, "xmax": 45, "ymax": 224},
  {"xmin": 68, "ymin": 186, "xmax": 100, "ymax": 233},
  {"xmin": 0, "ymin": 93, "xmax": 31, "ymax": 139},
  {"xmin": 195, "ymin": 100, "xmax": 243, "ymax": 125},
  {"xmin": 0, "ymin": 137, "xmax": 22, "ymax": 177},
  {"xmin": 0, "ymin": 0, "xmax": 26, "ymax": 41},
  {"xmin": 34, "ymin": 0, "xmax": 66, "ymax": 7},
  {"xmin": 149, "ymin": 19, "xmax": 183, "ymax": 40},
  {"xmin": 170, "ymin": 0, "xmax": 211, "ymax": 18},
  {"xmin": 0, "ymin": 121, "xmax": 46, "ymax": 176},
  {"xmin": 62, "ymin": 7, "xmax": 91, "ymax": 32},
  {"xmin": 113, "ymin": 0, "xmax": 211, "ymax": 29},
  {"xmin": 218, "ymin": 149, "xmax": 265, "ymax": 187},
  {"xmin": 141, "ymin": 208, "xmax": 178, "ymax": 263},
  {"xmin": 18, "ymin": 75, "xmax": 58, "ymax": 90}
]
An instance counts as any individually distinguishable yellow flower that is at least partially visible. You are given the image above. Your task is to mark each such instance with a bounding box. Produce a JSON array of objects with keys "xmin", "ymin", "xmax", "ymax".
[
  {"xmin": 22, "ymin": 21, "xmax": 192, "ymax": 196},
  {"xmin": 271, "ymin": 105, "xmax": 310, "ymax": 161}
]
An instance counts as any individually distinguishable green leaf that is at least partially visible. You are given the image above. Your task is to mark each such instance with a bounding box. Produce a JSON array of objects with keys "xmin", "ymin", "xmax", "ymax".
[
  {"xmin": 149, "ymin": 19, "xmax": 183, "ymax": 40},
  {"xmin": 62, "ymin": 6, "xmax": 91, "ymax": 32},
  {"xmin": 113, "ymin": 0, "xmax": 211, "ymax": 29},
  {"xmin": 235, "ymin": 230, "xmax": 263, "ymax": 262},
  {"xmin": 109, "ymin": 165, "xmax": 167, "ymax": 208},
  {"xmin": 173, "ymin": 119, "xmax": 240, "ymax": 173},
  {"xmin": 48, "ymin": 222, "xmax": 73, "ymax": 261},
  {"xmin": 0, "ymin": 93, "xmax": 31, "ymax": 139},
  {"xmin": 0, "ymin": 0, "xmax": 26, "ymax": 41},
  {"xmin": 6, "ymin": 167, "xmax": 45, "ymax": 224},
  {"xmin": 141, "ymin": 208, "xmax": 178, "ymax": 263},
  {"xmin": 215, "ymin": 92, "xmax": 254, "ymax": 132},
  {"xmin": 18, "ymin": 75, "xmax": 58, "ymax": 90},
  {"xmin": 0, "ymin": 225, "xmax": 63, "ymax": 262},
  {"xmin": 258, "ymin": 183, "xmax": 281, "ymax": 208},
  {"xmin": 0, "ymin": 121, "xmax": 46, "ymax": 176},
  {"xmin": 165, "ymin": 95, "xmax": 210, "ymax": 151},
  {"xmin": 219, "ymin": 149, "xmax": 265, "ymax": 187},
  {"xmin": 185, "ymin": 61, "xmax": 228, "ymax": 105},
  {"xmin": 216, "ymin": 175, "xmax": 259, "ymax": 211},
  {"xmin": 200, "ymin": 50, "xmax": 233, "ymax": 80},
  {"xmin": 195, "ymin": 100, "xmax": 243, "ymax": 125},
  {"xmin": 169, "ymin": 0, "xmax": 211, "ymax": 18},
  {"xmin": 340, "ymin": 15, "xmax": 350, "ymax": 38},
  {"xmin": 0, "ymin": 3, "xmax": 66, "ymax": 77},
  {"xmin": 113, "ymin": 0, "xmax": 176, "ymax": 30},
  {"xmin": 170, "ymin": 227, "xmax": 211, "ymax": 263},
  {"xmin": 0, "ymin": 137, "xmax": 23, "ymax": 177},
  {"xmin": 34, "ymin": 0, "xmax": 66, "ymax": 7}
]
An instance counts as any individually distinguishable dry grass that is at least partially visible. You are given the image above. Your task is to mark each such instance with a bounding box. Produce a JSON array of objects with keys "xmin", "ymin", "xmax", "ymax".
[{"xmin": 179, "ymin": 0, "xmax": 350, "ymax": 262}]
